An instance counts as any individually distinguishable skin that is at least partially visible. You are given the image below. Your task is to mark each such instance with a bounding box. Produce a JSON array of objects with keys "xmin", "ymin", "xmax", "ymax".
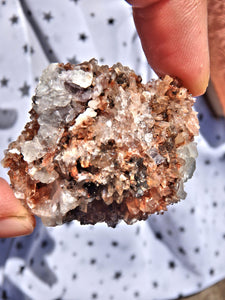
[
  {"xmin": 127, "ymin": 0, "xmax": 209, "ymax": 96},
  {"xmin": 0, "ymin": 178, "xmax": 35, "ymax": 238},
  {"xmin": 0, "ymin": 0, "xmax": 209, "ymax": 237}
]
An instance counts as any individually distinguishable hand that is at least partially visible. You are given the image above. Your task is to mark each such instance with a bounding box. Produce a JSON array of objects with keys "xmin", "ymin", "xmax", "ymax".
[
  {"xmin": 127, "ymin": 0, "xmax": 209, "ymax": 96},
  {"xmin": 0, "ymin": 178, "xmax": 35, "ymax": 238}
]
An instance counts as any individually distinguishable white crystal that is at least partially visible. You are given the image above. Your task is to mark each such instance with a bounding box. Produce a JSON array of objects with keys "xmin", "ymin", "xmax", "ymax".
[
  {"xmin": 72, "ymin": 108, "xmax": 97, "ymax": 128},
  {"xmin": 59, "ymin": 69, "xmax": 93, "ymax": 88},
  {"xmin": 106, "ymin": 120, "xmax": 112, "ymax": 127},
  {"xmin": 144, "ymin": 133, "xmax": 153, "ymax": 143},
  {"xmin": 8, "ymin": 148, "xmax": 20, "ymax": 155},
  {"xmin": 28, "ymin": 166, "xmax": 59, "ymax": 184},
  {"xmin": 21, "ymin": 136, "xmax": 46, "ymax": 163}
]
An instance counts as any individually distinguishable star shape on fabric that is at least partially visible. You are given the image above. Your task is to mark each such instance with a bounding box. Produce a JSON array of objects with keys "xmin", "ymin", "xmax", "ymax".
[
  {"xmin": 41, "ymin": 240, "xmax": 48, "ymax": 248},
  {"xmin": 30, "ymin": 46, "xmax": 34, "ymax": 54},
  {"xmin": 155, "ymin": 231, "xmax": 163, "ymax": 240},
  {"xmin": 70, "ymin": 0, "xmax": 79, "ymax": 3},
  {"xmin": 113, "ymin": 271, "xmax": 122, "ymax": 280},
  {"xmin": 168, "ymin": 261, "xmax": 176, "ymax": 269},
  {"xmin": 10, "ymin": 15, "xmax": 19, "ymax": 24},
  {"xmin": 23, "ymin": 44, "xmax": 28, "ymax": 53},
  {"xmin": 209, "ymin": 268, "xmax": 215, "ymax": 276},
  {"xmin": 18, "ymin": 265, "xmax": 25, "ymax": 274},
  {"xmin": 178, "ymin": 247, "xmax": 186, "ymax": 255},
  {"xmin": 1, "ymin": 1, "xmax": 6, "ymax": 5},
  {"xmin": 1, "ymin": 77, "xmax": 9, "ymax": 87},
  {"xmin": 79, "ymin": 33, "xmax": 88, "ymax": 41},
  {"xmin": 23, "ymin": 44, "xmax": 34, "ymax": 54},
  {"xmin": 43, "ymin": 12, "xmax": 53, "ymax": 22},
  {"xmin": 1, "ymin": 290, "xmax": 8, "ymax": 300},
  {"xmin": 67, "ymin": 56, "xmax": 79, "ymax": 65},
  {"xmin": 108, "ymin": 18, "xmax": 115, "ymax": 25},
  {"xmin": 19, "ymin": 82, "xmax": 30, "ymax": 97},
  {"xmin": 16, "ymin": 241, "xmax": 23, "ymax": 250}
]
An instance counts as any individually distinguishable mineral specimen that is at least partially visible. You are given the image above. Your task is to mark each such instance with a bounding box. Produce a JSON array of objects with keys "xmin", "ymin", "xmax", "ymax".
[{"xmin": 2, "ymin": 59, "xmax": 199, "ymax": 227}]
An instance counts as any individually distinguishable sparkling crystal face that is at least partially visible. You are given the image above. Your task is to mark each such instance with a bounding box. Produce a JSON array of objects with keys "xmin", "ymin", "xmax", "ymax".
[{"xmin": 2, "ymin": 59, "xmax": 199, "ymax": 227}]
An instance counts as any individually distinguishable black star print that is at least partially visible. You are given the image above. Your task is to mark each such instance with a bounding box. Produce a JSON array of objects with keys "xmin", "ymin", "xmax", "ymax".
[
  {"xmin": 178, "ymin": 247, "xmax": 186, "ymax": 255},
  {"xmin": 111, "ymin": 241, "xmax": 118, "ymax": 247},
  {"xmin": 29, "ymin": 258, "xmax": 34, "ymax": 266},
  {"xmin": 179, "ymin": 226, "xmax": 185, "ymax": 232},
  {"xmin": 18, "ymin": 265, "xmax": 25, "ymax": 274},
  {"xmin": 190, "ymin": 207, "xmax": 195, "ymax": 214},
  {"xmin": 10, "ymin": 15, "xmax": 19, "ymax": 24},
  {"xmin": 16, "ymin": 241, "xmax": 23, "ymax": 250},
  {"xmin": 90, "ymin": 258, "xmax": 96, "ymax": 265},
  {"xmin": 1, "ymin": 77, "xmax": 9, "ymax": 87},
  {"xmin": 198, "ymin": 113, "xmax": 203, "ymax": 121},
  {"xmin": 209, "ymin": 268, "xmax": 215, "ymax": 276},
  {"xmin": 155, "ymin": 232, "xmax": 163, "ymax": 240},
  {"xmin": 91, "ymin": 293, "xmax": 98, "ymax": 299},
  {"xmin": 135, "ymin": 226, "xmax": 140, "ymax": 235},
  {"xmin": 130, "ymin": 254, "xmax": 136, "ymax": 260},
  {"xmin": 205, "ymin": 159, "xmax": 211, "ymax": 165},
  {"xmin": 79, "ymin": 33, "xmax": 88, "ymax": 41},
  {"xmin": 19, "ymin": 82, "xmax": 30, "ymax": 97},
  {"xmin": 1, "ymin": 1, "xmax": 6, "ymax": 5},
  {"xmin": 70, "ymin": 0, "xmax": 79, "ymax": 3},
  {"xmin": 194, "ymin": 247, "xmax": 200, "ymax": 253},
  {"xmin": 30, "ymin": 46, "xmax": 34, "ymax": 54},
  {"xmin": 108, "ymin": 18, "xmax": 115, "ymax": 25},
  {"xmin": 168, "ymin": 261, "xmax": 176, "ymax": 269},
  {"xmin": 134, "ymin": 291, "xmax": 140, "ymax": 298},
  {"xmin": 1, "ymin": 290, "xmax": 8, "ymax": 300},
  {"xmin": 67, "ymin": 56, "xmax": 79, "ymax": 65},
  {"xmin": 23, "ymin": 44, "xmax": 28, "ymax": 53},
  {"xmin": 40, "ymin": 260, "xmax": 45, "ymax": 267},
  {"xmin": 215, "ymin": 250, "xmax": 220, "ymax": 256},
  {"xmin": 43, "ymin": 12, "xmax": 53, "ymax": 22},
  {"xmin": 113, "ymin": 271, "xmax": 122, "ymax": 279},
  {"xmin": 41, "ymin": 240, "xmax": 48, "ymax": 248},
  {"xmin": 220, "ymin": 153, "xmax": 225, "ymax": 161},
  {"xmin": 23, "ymin": 44, "xmax": 34, "ymax": 55}
]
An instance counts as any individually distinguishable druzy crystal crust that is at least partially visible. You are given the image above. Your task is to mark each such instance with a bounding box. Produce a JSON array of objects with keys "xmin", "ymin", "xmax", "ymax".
[{"xmin": 2, "ymin": 59, "xmax": 199, "ymax": 227}]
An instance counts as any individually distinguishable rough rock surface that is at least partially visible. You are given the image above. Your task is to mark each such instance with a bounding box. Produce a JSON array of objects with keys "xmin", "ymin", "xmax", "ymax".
[{"xmin": 2, "ymin": 59, "xmax": 199, "ymax": 227}]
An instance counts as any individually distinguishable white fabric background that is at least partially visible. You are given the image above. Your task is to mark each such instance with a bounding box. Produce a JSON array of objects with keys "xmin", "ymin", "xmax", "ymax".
[{"xmin": 0, "ymin": 1, "xmax": 225, "ymax": 300}]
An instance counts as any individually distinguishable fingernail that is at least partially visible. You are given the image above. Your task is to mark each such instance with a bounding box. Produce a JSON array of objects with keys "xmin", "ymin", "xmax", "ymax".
[{"xmin": 0, "ymin": 215, "xmax": 35, "ymax": 238}]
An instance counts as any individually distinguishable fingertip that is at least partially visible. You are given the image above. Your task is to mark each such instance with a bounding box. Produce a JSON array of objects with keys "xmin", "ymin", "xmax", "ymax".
[
  {"xmin": 0, "ymin": 177, "xmax": 32, "ymax": 219},
  {"xmin": 132, "ymin": 0, "xmax": 209, "ymax": 97},
  {"xmin": 184, "ymin": 69, "xmax": 209, "ymax": 97},
  {"xmin": 0, "ymin": 215, "xmax": 35, "ymax": 238}
]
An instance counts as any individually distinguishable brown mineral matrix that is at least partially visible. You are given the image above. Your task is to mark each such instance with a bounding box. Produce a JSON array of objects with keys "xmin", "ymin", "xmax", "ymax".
[{"xmin": 2, "ymin": 59, "xmax": 199, "ymax": 227}]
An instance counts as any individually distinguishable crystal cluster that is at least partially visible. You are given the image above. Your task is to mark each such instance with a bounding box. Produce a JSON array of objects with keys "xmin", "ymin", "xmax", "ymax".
[{"xmin": 2, "ymin": 59, "xmax": 199, "ymax": 227}]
